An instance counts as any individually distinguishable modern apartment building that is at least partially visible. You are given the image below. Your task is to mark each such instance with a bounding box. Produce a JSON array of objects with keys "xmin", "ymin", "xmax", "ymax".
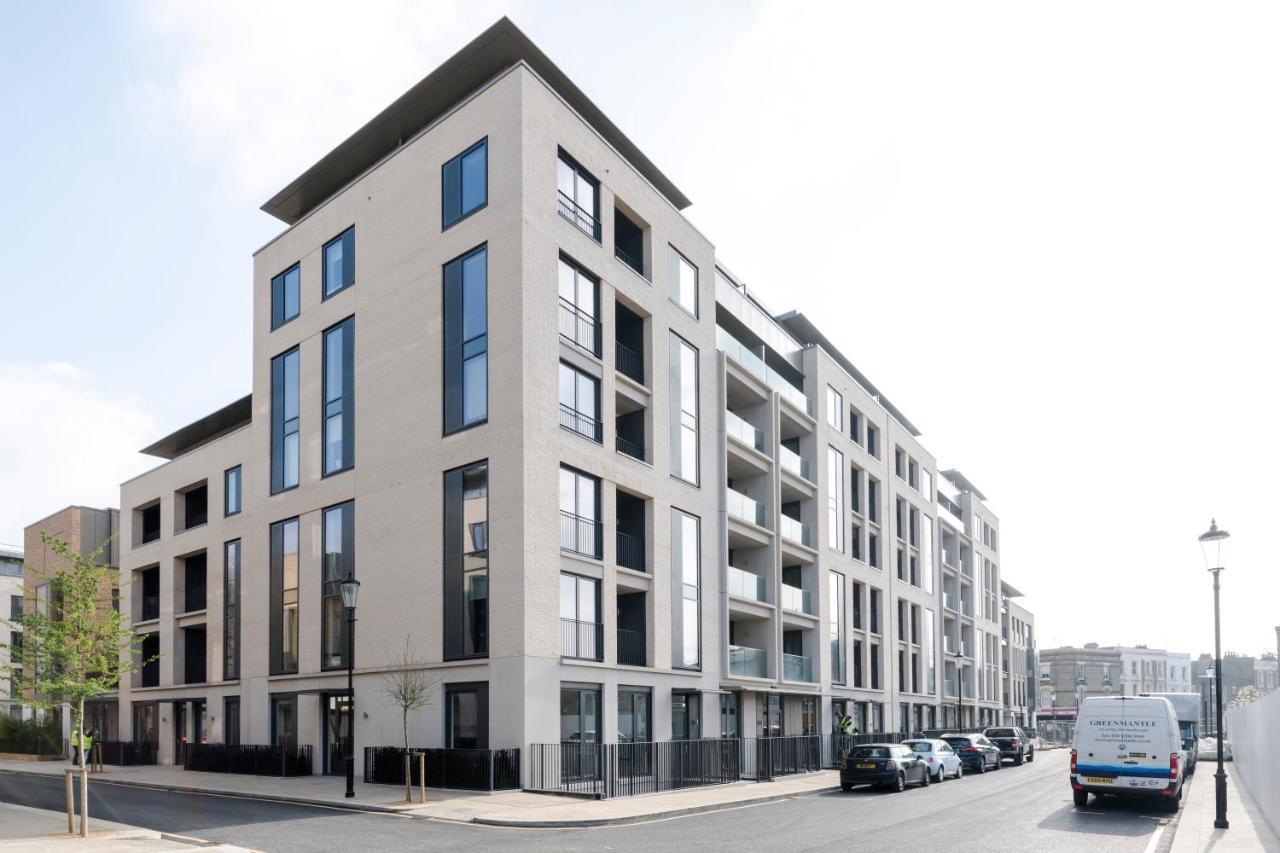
[
  {"xmin": 20, "ymin": 505, "xmax": 120, "ymax": 735},
  {"xmin": 113, "ymin": 18, "xmax": 1026, "ymax": 779},
  {"xmin": 1001, "ymin": 582, "xmax": 1035, "ymax": 727},
  {"xmin": 0, "ymin": 545, "xmax": 25, "ymax": 720}
]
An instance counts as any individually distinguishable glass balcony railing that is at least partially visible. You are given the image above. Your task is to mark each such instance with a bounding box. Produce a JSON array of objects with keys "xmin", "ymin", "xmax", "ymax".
[
  {"xmin": 727, "ymin": 566, "xmax": 766, "ymax": 602},
  {"xmin": 716, "ymin": 327, "xmax": 811, "ymax": 415},
  {"xmin": 779, "ymin": 515, "xmax": 813, "ymax": 548},
  {"xmin": 778, "ymin": 446, "xmax": 811, "ymax": 481},
  {"xmin": 780, "ymin": 583, "xmax": 813, "ymax": 615},
  {"xmin": 726, "ymin": 487, "xmax": 766, "ymax": 526},
  {"xmin": 724, "ymin": 409, "xmax": 764, "ymax": 451},
  {"xmin": 783, "ymin": 653, "xmax": 814, "ymax": 683},
  {"xmin": 729, "ymin": 645, "xmax": 767, "ymax": 678}
]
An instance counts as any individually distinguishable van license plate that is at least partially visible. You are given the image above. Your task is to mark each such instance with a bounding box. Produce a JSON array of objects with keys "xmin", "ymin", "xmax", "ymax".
[{"xmin": 1084, "ymin": 776, "xmax": 1114, "ymax": 784}]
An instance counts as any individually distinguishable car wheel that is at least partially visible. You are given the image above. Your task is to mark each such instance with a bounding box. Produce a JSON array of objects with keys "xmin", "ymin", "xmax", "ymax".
[
  {"xmin": 977, "ymin": 759, "xmax": 986, "ymax": 774},
  {"xmin": 1028, "ymin": 749, "xmax": 1035, "ymax": 763},
  {"xmin": 1015, "ymin": 754, "xmax": 1025, "ymax": 766},
  {"xmin": 934, "ymin": 766, "xmax": 945, "ymax": 783},
  {"xmin": 894, "ymin": 773, "xmax": 906, "ymax": 793},
  {"xmin": 954, "ymin": 763, "xmax": 963, "ymax": 779},
  {"xmin": 1073, "ymin": 789, "xmax": 1089, "ymax": 807},
  {"xmin": 920, "ymin": 768, "xmax": 930, "ymax": 787},
  {"xmin": 841, "ymin": 783, "xmax": 853, "ymax": 792}
]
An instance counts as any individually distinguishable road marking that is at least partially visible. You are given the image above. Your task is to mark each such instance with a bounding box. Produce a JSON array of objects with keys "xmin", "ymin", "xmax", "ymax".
[{"xmin": 1142, "ymin": 823, "xmax": 1165, "ymax": 853}]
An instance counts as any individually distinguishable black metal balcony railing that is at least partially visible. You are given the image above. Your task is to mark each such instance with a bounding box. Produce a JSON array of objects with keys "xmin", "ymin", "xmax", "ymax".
[
  {"xmin": 184, "ymin": 584, "xmax": 207, "ymax": 614},
  {"xmin": 614, "ymin": 245, "xmax": 644, "ymax": 276},
  {"xmin": 616, "ymin": 434, "xmax": 645, "ymax": 461},
  {"xmin": 559, "ymin": 298, "xmax": 600, "ymax": 356},
  {"xmin": 560, "ymin": 510, "xmax": 602, "ymax": 558},
  {"xmin": 561, "ymin": 617, "xmax": 603, "ymax": 661},
  {"xmin": 616, "ymin": 530, "xmax": 645, "ymax": 571},
  {"xmin": 615, "ymin": 342, "xmax": 644, "ymax": 384},
  {"xmin": 557, "ymin": 191, "xmax": 602, "ymax": 241},
  {"xmin": 559, "ymin": 403, "xmax": 602, "ymax": 442},
  {"xmin": 617, "ymin": 627, "xmax": 645, "ymax": 666}
]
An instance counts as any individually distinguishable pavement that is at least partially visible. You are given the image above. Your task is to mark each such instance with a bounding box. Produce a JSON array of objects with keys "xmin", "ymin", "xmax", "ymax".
[
  {"xmin": 0, "ymin": 800, "xmax": 248, "ymax": 851},
  {"xmin": 1169, "ymin": 764, "xmax": 1280, "ymax": 853}
]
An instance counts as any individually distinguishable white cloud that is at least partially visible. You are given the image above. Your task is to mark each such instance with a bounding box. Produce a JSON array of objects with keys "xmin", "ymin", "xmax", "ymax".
[
  {"xmin": 0, "ymin": 364, "xmax": 156, "ymax": 548},
  {"xmin": 129, "ymin": 0, "xmax": 521, "ymax": 200}
]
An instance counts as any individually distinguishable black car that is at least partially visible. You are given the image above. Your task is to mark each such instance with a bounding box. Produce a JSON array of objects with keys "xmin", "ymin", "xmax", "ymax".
[
  {"xmin": 840, "ymin": 743, "xmax": 931, "ymax": 792},
  {"xmin": 984, "ymin": 727, "xmax": 1034, "ymax": 765},
  {"xmin": 941, "ymin": 734, "xmax": 1001, "ymax": 773}
]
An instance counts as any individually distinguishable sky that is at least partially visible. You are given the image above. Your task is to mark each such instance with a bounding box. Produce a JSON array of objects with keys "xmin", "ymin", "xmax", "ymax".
[{"xmin": 1, "ymin": 1, "xmax": 1277, "ymax": 658}]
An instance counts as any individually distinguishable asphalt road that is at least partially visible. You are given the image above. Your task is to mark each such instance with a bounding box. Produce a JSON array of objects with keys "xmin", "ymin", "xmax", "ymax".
[{"xmin": 0, "ymin": 750, "xmax": 1179, "ymax": 852}]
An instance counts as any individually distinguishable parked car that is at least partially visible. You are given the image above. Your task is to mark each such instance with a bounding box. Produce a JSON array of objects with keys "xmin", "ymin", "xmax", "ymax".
[
  {"xmin": 840, "ymin": 743, "xmax": 931, "ymax": 792},
  {"xmin": 1200, "ymin": 737, "xmax": 1232, "ymax": 761},
  {"xmin": 984, "ymin": 726, "xmax": 1034, "ymax": 765},
  {"xmin": 903, "ymin": 738, "xmax": 964, "ymax": 781},
  {"xmin": 941, "ymin": 734, "xmax": 1002, "ymax": 773},
  {"xmin": 1071, "ymin": 696, "xmax": 1185, "ymax": 813}
]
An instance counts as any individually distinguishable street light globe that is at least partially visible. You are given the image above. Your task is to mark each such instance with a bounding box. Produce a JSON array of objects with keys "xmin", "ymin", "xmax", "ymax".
[
  {"xmin": 1199, "ymin": 519, "xmax": 1230, "ymax": 571},
  {"xmin": 340, "ymin": 576, "xmax": 361, "ymax": 610}
]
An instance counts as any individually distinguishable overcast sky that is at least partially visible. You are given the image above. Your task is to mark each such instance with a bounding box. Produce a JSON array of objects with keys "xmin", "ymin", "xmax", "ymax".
[{"xmin": 2, "ymin": 1, "xmax": 1277, "ymax": 658}]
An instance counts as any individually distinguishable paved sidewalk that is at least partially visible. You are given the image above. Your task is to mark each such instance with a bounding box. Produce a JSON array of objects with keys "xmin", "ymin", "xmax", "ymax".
[
  {"xmin": 1170, "ymin": 767, "xmax": 1280, "ymax": 852},
  {"xmin": 0, "ymin": 800, "xmax": 247, "ymax": 851},
  {"xmin": 0, "ymin": 758, "xmax": 838, "ymax": 827}
]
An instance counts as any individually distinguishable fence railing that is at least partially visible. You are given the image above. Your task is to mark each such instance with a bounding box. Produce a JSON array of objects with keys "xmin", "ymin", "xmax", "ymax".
[
  {"xmin": 559, "ymin": 510, "xmax": 601, "ymax": 558},
  {"xmin": 559, "ymin": 298, "xmax": 600, "ymax": 355},
  {"xmin": 616, "ymin": 433, "xmax": 645, "ymax": 461},
  {"xmin": 559, "ymin": 403, "xmax": 602, "ymax": 442},
  {"xmin": 616, "ymin": 530, "xmax": 645, "ymax": 571},
  {"xmin": 560, "ymin": 618, "xmax": 603, "ymax": 661},
  {"xmin": 96, "ymin": 741, "xmax": 158, "ymax": 766},
  {"xmin": 557, "ymin": 191, "xmax": 602, "ymax": 241},
  {"xmin": 615, "ymin": 342, "xmax": 644, "ymax": 384},
  {"xmin": 617, "ymin": 627, "xmax": 645, "ymax": 666},
  {"xmin": 741, "ymin": 735, "xmax": 822, "ymax": 781},
  {"xmin": 527, "ymin": 739, "xmax": 740, "ymax": 798},
  {"xmin": 615, "ymin": 245, "xmax": 644, "ymax": 277},
  {"xmin": 363, "ymin": 746, "xmax": 520, "ymax": 791},
  {"xmin": 182, "ymin": 743, "xmax": 312, "ymax": 777}
]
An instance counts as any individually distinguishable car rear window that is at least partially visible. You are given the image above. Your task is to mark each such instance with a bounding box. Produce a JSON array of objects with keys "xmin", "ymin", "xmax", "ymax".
[
  {"xmin": 904, "ymin": 741, "xmax": 932, "ymax": 752},
  {"xmin": 987, "ymin": 728, "xmax": 1016, "ymax": 737},
  {"xmin": 850, "ymin": 747, "xmax": 890, "ymax": 759},
  {"xmin": 943, "ymin": 738, "xmax": 971, "ymax": 747}
]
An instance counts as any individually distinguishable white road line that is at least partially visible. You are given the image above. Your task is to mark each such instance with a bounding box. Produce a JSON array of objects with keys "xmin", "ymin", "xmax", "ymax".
[{"xmin": 1142, "ymin": 823, "xmax": 1166, "ymax": 853}]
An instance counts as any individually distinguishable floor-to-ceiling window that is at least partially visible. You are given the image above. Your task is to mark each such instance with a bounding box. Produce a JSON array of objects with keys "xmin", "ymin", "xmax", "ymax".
[
  {"xmin": 671, "ymin": 509, "xmax": 701, "ymax": 670},
  {"xmin": 321, "ymin": 501, "xmax": 354, "ymax": 670},
  {"xmin": 669, "ymin": 333, "xmax": 699, "ymax": 484},
  {"xmin": 443, "ymin": 245, "xmax": 488, "ymax": 433},
  {"xmin": 671, "ymin": 691, "xmax": 701, "ymax": 740},
  {"xmin": 445, "ymin": 683, "xmax": 488, "ymax": 749},
  {"xmin": 270, "ymin": 348, "xmax": 300, "ymax": 493},
  {"xmin": 444, "ymin": 461, "xmax": 488, "ymax": 660},
  {"xmin": 270, "ymin": 518, "xmax": 300, "ymax": 674}
]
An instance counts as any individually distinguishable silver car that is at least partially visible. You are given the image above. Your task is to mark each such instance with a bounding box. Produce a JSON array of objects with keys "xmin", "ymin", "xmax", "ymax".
[{"xmin": 903, "ymin": 738, "xmax": 964, "ymax": 782}]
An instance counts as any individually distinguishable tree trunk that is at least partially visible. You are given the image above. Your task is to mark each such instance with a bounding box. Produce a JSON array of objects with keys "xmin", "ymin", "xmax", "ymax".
[
  {"xmin": 403, "ymin": 709, "xmax": 410, "ymax": 802},
  {"xmin": 77, "ymin": 699, "xmax": 87, "ymax": 837}
]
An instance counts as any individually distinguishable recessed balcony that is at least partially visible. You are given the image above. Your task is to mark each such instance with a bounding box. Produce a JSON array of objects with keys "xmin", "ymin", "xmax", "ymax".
[{"xmin": 729, "ymin": 645, "xmax": 768, "ymax": 678}]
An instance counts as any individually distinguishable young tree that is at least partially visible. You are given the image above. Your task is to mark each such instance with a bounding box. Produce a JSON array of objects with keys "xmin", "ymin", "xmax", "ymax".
[
  {"xmin": 2, "ymin": 533, "xmax": 149, "ymax": 837},
  {"xmin": 379, "ymin": 638, "xmax": 440, "ymax": 801}
]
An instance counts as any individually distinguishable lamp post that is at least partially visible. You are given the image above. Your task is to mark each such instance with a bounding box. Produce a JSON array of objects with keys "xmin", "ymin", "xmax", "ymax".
[
  {"xmin": 951, "ymin": 651, "xmax": 964, "ymax": 729},
  {"xmin": 1199, "ymin": 519, "xmax": 1230, "ymax": 830},
  {"xmin": 340, "ymin": 576, "xmax": 361, "ymax": 799}
]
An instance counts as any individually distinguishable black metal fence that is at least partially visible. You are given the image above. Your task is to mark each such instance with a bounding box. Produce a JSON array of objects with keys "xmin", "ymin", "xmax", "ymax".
[
  {"xmin": 740, "ymin": 735, "xmax": 822, "ymax": 781},
  {"xmin": 182, "ymin": 743, "xmax": 312, "ymax": 777},
  {"xmin": 363, "ymin": 746, "xmax": 520, "ymax": 791},
  {"xmin": 527, "ymin": 739, "xmax": 741, "ymax": 799},
  {"xmin": 96, "ymin": 741, "xmax": 158, "ymax": 766}
]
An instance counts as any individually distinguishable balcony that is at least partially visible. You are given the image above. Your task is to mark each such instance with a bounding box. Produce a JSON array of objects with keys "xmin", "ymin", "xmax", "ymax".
[
  {"xmin": 560, "ymin": 403, "xmax": 602, "ymax": 443},
  {"xmin": 724, "ymin": 409, "xmax": 764, "ymax": 452},
  {"xmin": 944, "ymin": 636, "xmax": 956, "ymax": 655},
  {"xmin": 715, "ymin": 327, "xmax": 811, "ymax": 415},
  {"xmin": 727, "ymin": 566, "xmax": 765, "ymax": 602},
  {"xmin": 615, "ymin": 342, "xmax": 644, "ymax": 385},
  {"xmin": 557, "ymin": 190, "xmax": 601, "ymax": 241},
  {"xmin": 778, "ymin": 446, "xmax": 811, "ymax": 481},
  {"xmin": 141, "ymin": 594, "xmax": 159, "ymax": 623},
  {"xmin": 616, "ymin": 434, "xmax": 645, "ymax": 461},
  {"xmin": 559, "ymin": 511, "xmax": 602, "ymax": 559},
  {"xmin": 617, "ymin": 627, "xmax": 645, "ymax": 666},
  {"xmin": 779, "ymin": 516, "xmax": 813, "ymax": 548},
  {"xmin": 780, "ymin": 583, "xmax": 813, "ymax": 615},
  {"xmin": 726, "ymin": 488, "xmax": 766, "ymax": 527},
  {"xmin": 783, "ymin": 653, "xmax": 814, "ymax": 683},
  {"xmin": 559, "ymin": 299, "xmax": 600, "ymax": 356},
  {"xmin": 561, "ymin": 618, "xmax": 603, "ymax": 660},
  {"xmin": 729, "ymin": 645, "xmax": 767, "ymax": 678},
  {"xmin": 616, "ymin": 530, "xmax": 645, "ymax": 572}
]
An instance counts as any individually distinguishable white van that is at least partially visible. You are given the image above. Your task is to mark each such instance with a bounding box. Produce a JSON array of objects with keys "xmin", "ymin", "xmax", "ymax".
[{"xmin": 1071, "ymin": 696, "xmax": 1184, "ymax": 812}]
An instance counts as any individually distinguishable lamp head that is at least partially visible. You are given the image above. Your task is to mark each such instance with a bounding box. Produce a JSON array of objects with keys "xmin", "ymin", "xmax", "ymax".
[
  {"xmin": 1198, "ymin": 519, "xmax": 1230, "ymax": 571},
  {"xmin": 340, "ymin": 576, "xmax": 361, "ymax": 610}
]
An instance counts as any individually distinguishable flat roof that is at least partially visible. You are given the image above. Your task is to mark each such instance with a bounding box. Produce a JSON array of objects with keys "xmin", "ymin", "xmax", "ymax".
[
  {"xmin": 261, "ymin": 17, "xmax": 692, "ymax": 225},
  {"xmin": 140, "ymin": 395, "xmax": 252, "ymax": 459},
  {"xmin": 1001, "ymin": 579, "xmax": 1025, "ymax": 597},
  {"xmin": 773, "ymin": 311, "xmax": 922, "ymax": 437},
  {"xmin": 940, "ymin": 469, "xmax": 987, "ymax": 501}
]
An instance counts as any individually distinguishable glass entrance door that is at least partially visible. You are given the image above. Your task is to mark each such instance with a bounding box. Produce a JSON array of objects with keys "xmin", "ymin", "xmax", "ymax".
[
  {"xmin": 323, "ymin": 694, "xmax": 351, "ymax": 776},
  {"xmin": 560, "ymin": 685, "xmax": 600, "ymax": 782},
  {"xmin": 173, "ymin": 702, "xmax": 187, "ymax": 764}
]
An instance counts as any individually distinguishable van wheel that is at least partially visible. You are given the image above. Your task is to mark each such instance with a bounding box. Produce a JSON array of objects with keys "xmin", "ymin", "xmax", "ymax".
[
  {"xmin": 1028, "ymin": 749, "xmax": 1035, "ymax": 762},
  {"xmin": 841, "ymin": 783, "xmax": 853, "ymax": 792},
  {"xmin": 1073, "ymin": 789, "xmax": 1089, "ymax": 807},
  {"xmin": 1164, "ymin": 791, "xmax": 1181, "ymax": 813}
]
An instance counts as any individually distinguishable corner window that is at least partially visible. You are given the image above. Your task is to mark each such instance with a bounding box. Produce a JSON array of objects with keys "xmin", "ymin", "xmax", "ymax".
[
  {"xmin": 271, "ymin": 264, "xmax": 300, "ymax": 329},
  {"xmin": 323, "ymin": 227, "xmax": 355, "ymax": 298},
  {"xmin": 323, "ymin": 317, "xmax": 355, "ymax": 475},
  {"xmin": 557, "ymin": 150, "xmax": 600, "ymax": 240},
  {"xmin": 443, "ymin": 245, "xmax": 488, "ymax": 434},
  {"xmin": 826, "ymin": 387, "xmax": 843, "ymax": 431},
  {"xmin": 668, "ymin": 246, "xmax": 698, "ymax": 317},
  {"xmin": 444, "ymin": 461, "xmax": 488, "ymax": 660},
  {"xmin": 224, "ymin": 466, "xmax": 241, "ymax": 516},
  {"xmin": 442, "ymin": 139, "xmax": 488, "ymax": 228}
]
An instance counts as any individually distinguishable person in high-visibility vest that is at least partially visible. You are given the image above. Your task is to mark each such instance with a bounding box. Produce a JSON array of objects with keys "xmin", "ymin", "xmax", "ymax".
[{"xmin": 70, "ymin": 728, "xmax": 96, "ymax": 766}]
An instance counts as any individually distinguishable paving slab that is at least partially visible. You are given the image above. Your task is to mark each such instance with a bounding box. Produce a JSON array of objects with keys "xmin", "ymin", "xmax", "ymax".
[{"xmin": 1170, "ymin": 766, "xmax": 1280, "ymax": 853}]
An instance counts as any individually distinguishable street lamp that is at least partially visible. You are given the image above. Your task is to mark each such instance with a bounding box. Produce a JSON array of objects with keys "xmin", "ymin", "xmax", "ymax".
[
  {"xmin": 1199, "ymin": 519, "xmax": 1230, "ymax": 830},
  {"xmin": 951, "ymin": 651, "xmax": 965, "ymax": 729},
  {"xmin": 340, "ymin": 576, "xmax": 361, "ymax": 799}
]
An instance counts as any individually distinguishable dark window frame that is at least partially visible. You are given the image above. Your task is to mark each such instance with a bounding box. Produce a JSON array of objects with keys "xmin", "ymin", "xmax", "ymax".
[
  {"xmin": 556, "ymin": 149, "xmax": 601, "ymax": 241},
  {"xmin": 442, "ymin": 244, "xmax": 489, "ymax": 435},
  {"xmin": 320, "ymin": 501, "xmax": 355, "ymax": 672},
  {"xmin": 322, "ymin": 316, "xmax": 356, "ymax": 477},
  {"xmin": 269, "ymin": 517, "xmax": 301, "ymax": 675},
  {"xmin": 443, "ymin": 460, "xmax": 489, "ymax": 661},
  {"xmin": 558, "ymin": 361, "xmax": 602, "ymax": 443},
  {"xmin": 442, "ymin": 137, "xmax": 489, "ymax": 230},
  {"xmin": 223, "ymin": 539, "xmax": 240, "ymax": 681},
  {"xmin": 322, "ymin": 226, "xmax": 356, "ymax": 299},
  {"xmin": 223, "ymin": 696, "xmax": 241, "ymax": 745},
  {"xmin": 223, "ymin": 466, "xmax": 242, "ymax": 517},
  {"xmin": 444, "ymin": 681, "xmax": 489, "ymax": 749},
  {"xmin": 271, "ymin": 263, "xmax": 301, "ymax": 330},
  {"xmin": 270, "ymin": 346, "xmax": 301, "ymax": 494}
]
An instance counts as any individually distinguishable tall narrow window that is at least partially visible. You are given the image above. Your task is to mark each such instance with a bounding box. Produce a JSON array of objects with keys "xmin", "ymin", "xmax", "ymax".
[
  {"xmin": 671, "ymin": 509, "xmax": 701, "ymax": 670},
  {"xmin": 442, "ymin": 139, "xmax": 488, "ymax": 228},
  {"xmin": 669, "ymin": 333, "xmax": 699, "ymax": 485},
  {"xmin": 223, "ymin": 539, "xmax": 240, "ymax": 681},
  {"xmin": 321, "ymin": 501, "xmax": 354, "ymax": 670},
  {"xmin": 558, "ymin": 466, "xmax": 600, "ymax": 558},
  {"xmin": 826, "ymin": 387, "xmax": 843, "ymax": 431},
  {"xmin": 443, "ymin": 245, "xmax": 487, "ymax": 433},
  {"xmin": 445, "ymin": 683, "xmax": 489, "ymax": 749},
  {"xmin": 444, "ymin": 461, "xmax": 489, "ymax": 660},
  {"xmin": 271, "ymin": 264, "xmax": 300, "ymax": 329},
  {"xmin": 322, "ymin": 227, "xmax": 355, "ymax": 297},
  {"xmin": 224, "ymin": 466, "xmax": 241, "ymax": 516},
  {"xmin": 269, "ymin": 517, "xmax": 300, "ymax": 675},
  {"xmin": 270, "ymin": 347, "xmax": 300, "ymax": 493},
  {"xmin": 668, "ymin": 246, "xmax": 698, "ymax": 317},
  {"xmin": 557, "ymin": 150, "xmax": 600, "ymax": 240},
  {"xmin": 559, "ymin": 573, "xmax": 600, "ymax": 660},
  {"xmin": 558, "ymin": 362, "xmax": 601, "ymax": 442},
  {"xmin": 323, "ymin": 317, "xmax": 355, "ymax": 475},
  {"xmin": 830, "ymin": 570, "xmax": 845, "ymax": 684},
  {"xmin": 558, "ymin": 256, "xmax": 599, "ymax": 355},
  {"xmin": 866, "ymin": 424, "xmax": 880, "ymax": 459},
  {"xmin": 827, "ymin": 447, "xmax": 844, "ymax": 551},
  {"xmin": 224, "ymin": 697, "xmax": 240, "ymax": 745}
]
